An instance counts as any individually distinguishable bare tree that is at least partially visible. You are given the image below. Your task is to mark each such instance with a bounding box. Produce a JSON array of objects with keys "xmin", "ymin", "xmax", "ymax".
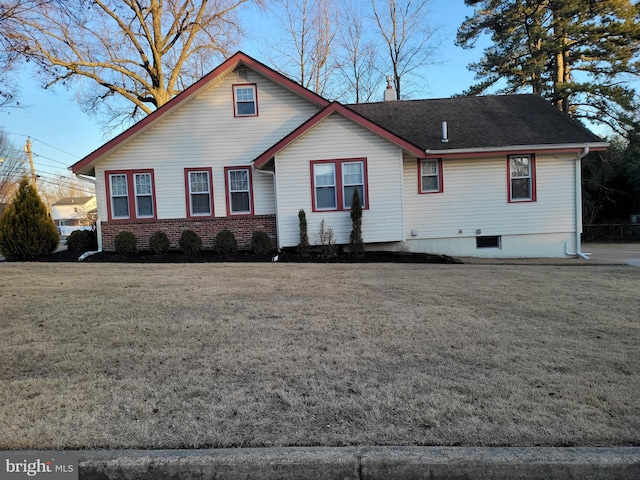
[
  {"xmin": 334, "ymin": 1, "xmax": 382, "ymax": 103},
  {"xmin": 0, "ymin": 129, "xmax": 25, "ymax": 205},
  {"xmin": 268, "ymin": 0, "xmax": 337, "ymax": 97},
  {"xmin": 6, "ymin": 0, "xmax": 252, "ymax": 127},
  {"xmin": 371, "ymin": 0, "xmax": 440, "ymax": 100}
]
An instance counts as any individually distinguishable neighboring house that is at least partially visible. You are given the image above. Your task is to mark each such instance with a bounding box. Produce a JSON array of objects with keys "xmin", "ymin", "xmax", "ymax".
[
  {"xmin": 71, "ymin": 52, "xmax": 607, "ymax": 258},
  {"xmin": 50, "ymin": 196, "xmax": 97, "ymax": 236}
]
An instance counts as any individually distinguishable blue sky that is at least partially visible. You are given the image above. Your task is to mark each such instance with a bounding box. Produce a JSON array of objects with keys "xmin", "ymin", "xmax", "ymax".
[{"xmin": 1, "ymin": 0, "xmax": 482, "ymax": 180}]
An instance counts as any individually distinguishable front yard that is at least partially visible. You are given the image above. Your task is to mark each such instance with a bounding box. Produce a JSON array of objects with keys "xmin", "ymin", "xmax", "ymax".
[{"xmin": 0, "ymin": 262, "xmax": 638, "ymax": 449}]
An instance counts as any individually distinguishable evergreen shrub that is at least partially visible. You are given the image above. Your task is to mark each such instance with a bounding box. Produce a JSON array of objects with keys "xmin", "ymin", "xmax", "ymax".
[
  {"xmin": 114, "ymin": 231, "xmax": 137, "ymax": 254},
  {"xmin": 179, "ymin": 229, "xmax": 202, "ymax": 255},
  {"xmin": 67, "ymin": 229, "xmax": 98, "ymax": 252},
  {"xmin": 0, "ymin": 177, "xmax": 59, "ymax": 260},
  {"xmin": 298, "ymin": 209, "xmax": 309, "ymax": 254},
  {"xmin": 214, "ymin": 228, "xmax": 238, "ymax": 257},
  {"xmin": 251, "ymin": 231, "xmax": 273, "ymax": 256},
  {"xmin": 149, "ymin": 230, "xmax": 171, "ymax": 255}
]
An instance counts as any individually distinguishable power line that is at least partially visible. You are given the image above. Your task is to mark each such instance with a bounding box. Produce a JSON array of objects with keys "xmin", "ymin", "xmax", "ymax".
[{"xmin": 3, "ymin": 132, "xmax": 82, "ymax": 159}]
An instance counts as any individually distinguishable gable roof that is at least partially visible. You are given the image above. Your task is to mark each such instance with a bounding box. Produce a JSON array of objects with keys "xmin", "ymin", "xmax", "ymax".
[
  {"xmin": 71, "ymin": 52, "xmax": 330, "ymax": 176},
  {"xmin": 348, "ymin": 94, "xmax": 607, "ymax": 156},
  {"xmin": 51, "ymin": 196, "xmax": 95, "ymax": 207},
  {"xmin": 253, "ymin": 102, "xmax": 425, "ymax": 169}
]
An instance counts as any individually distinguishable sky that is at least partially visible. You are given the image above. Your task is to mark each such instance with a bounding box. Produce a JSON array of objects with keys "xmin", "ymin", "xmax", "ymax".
[{"xmin": 1, "ymin": 0, "xmax": 482, "ymax": 185}]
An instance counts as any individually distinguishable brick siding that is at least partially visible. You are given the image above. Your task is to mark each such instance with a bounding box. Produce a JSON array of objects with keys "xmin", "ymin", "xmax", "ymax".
[{"xmin": 100, "ymin": 215, "xmax": 277, "ymax": 251}]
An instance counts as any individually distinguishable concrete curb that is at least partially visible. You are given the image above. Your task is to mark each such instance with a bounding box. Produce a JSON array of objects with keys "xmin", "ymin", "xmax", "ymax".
[{"xmin": 12, "ymin": 447, "xmax": 640, "ymax": 480}]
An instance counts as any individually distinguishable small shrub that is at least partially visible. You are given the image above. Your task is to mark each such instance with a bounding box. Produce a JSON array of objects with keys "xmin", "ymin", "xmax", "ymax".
[
  {"xmin": 114, "ymin": 231, "xmax": 137, "ymax": 255},
  {"xmin": 251, "ymin": 231, "xmax": 273, "ymax": 256},
  {"xmin": 317, "ymin": 219, "xmax": 337, "ymax": 256},
  {"xmin": 214, "ymin": 228, "xmax": 238, "ymax": 257},
  {"xmin": 179, "ymin": 229, "xmax": 202, "ymax": 255},
  {"xmin": 149, "ymin": 230, "xmax": 171, "ymax": 255},
  {"xmin": 298, "ymin": 209, "xmax": 309, "ymax": 254},
  {"xmin": 67, "ymin": 229, "xmax": 98, "ymax": 252}
]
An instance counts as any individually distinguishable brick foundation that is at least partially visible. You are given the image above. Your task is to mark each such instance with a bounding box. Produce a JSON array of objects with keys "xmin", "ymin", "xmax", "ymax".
[{"xmin": 100, "ymin": 215, "xmax": 277, "ymax": 252}]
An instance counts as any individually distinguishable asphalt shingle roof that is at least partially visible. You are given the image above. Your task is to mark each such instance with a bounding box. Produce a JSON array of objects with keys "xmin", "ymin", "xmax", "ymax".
[{"xmin": 347, "ymin": 94, "xmax": 604, "ymax": 152}]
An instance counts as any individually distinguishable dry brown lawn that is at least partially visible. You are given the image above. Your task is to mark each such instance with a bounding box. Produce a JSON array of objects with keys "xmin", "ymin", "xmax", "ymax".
[{"xmin": 0, "ymin": 262, "xmax": 638, "ymax": 450}]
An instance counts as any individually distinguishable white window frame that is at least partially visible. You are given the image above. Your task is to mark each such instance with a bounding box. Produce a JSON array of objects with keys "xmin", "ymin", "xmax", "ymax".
[
  {"xmin": 227, "ymin": 168, "xmax": 252, "ymax": 214},
  {"xmin": 134, "ymin": 172, "xmax": 154, "ymax": 218},
  {"xmin": 109, "ymin": 174, "xmax": 129, "ymax": 219},
  {"xmin": 188, "ymin": 170, "xmax": 212, "ymax": 216},
  {"xmin": 342, "ymin": 161, "xmax": 365, "ymax": 209},
  {"xmin": 233, "ymin": 84, "xmax": 257, "ymax": 117},
  {"xmin": 420, "ymin": 159, "xmax": 441, "ymax": 193},
  {"xmin": 509, "ymin": 155, "xmax": 534, "ymax": 202},
  {"xmin": 314, "ymin": 163, "xmax": 337, "ymax": 211}
]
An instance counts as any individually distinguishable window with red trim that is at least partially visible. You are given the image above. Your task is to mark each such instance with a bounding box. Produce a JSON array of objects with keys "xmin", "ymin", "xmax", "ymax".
[
  {"xmin": 419, "ymin": 159, "xmax": 443, "ymax": 193},
  {"xmin": 225, "ymin": 166, "xmax": 254, "ymax": 215},
  {"xmin": 311, "ymin": 159, "xmax": 368, "ymax": 212},
  {"xmin": 508, "ymin": 154, "xmax": 536, "ymax": 202},
  {"xmin": 184, "ymin": 168, "xmax": 214, "ymax": 217},
  {"xmin": 105, "ymin": 169, "xmax": 156, "ymax": 220},
  {"xmin": 233, "ymin": 84, "xmax": 258, "ymax": 117}
]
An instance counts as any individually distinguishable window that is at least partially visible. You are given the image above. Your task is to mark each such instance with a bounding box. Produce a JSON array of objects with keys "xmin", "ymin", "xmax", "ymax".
[
  {"xmin": 419, "ymin": 159, "xmax": 443, "ymax": 193},
  {"xmin": 225, "ymin": 167, "xmax": 253, "ymax": 215},
  {"xmin": 233, "ymin": 84, "xmax": 257, "ymax": 117},
  {"xmin": 508, "ymin": 155, "xmax": 536, "ymax": 202},
  {"xmin": 184, "ymin": 168, "xmax": 213, "ymax": 217},
  {"xmin": 311, "ymin": 158, "xmax": 368, "ymax": 212},
  {"xmin": 134, "ymin": 173, "xmax": 154, "ymax": 217},
  {"xmin": 105, "ymin": 170, "xmax": 156, "ymax": 220},
  {"xmin": 476, "ymin": 236, "xmax": 501, "ymax": 249}
]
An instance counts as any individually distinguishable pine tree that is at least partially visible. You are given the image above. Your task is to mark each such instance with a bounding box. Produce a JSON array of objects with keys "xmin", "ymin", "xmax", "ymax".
[
  {"xmin": 0, "ymin": 177, "xmax": 59, "ymax": 260},
  {"xmin": 349, "ymin": 189, "xmax": 364, "ymax": 256},
  {"xmin": 456, "ymin": 0, "xmax": 640, "ymax": 134}
]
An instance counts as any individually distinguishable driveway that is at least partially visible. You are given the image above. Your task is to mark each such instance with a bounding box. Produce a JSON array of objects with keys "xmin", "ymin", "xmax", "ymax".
[{"xmin": 582, "ymin": 243, "xmax": 640, "ymax": 266}]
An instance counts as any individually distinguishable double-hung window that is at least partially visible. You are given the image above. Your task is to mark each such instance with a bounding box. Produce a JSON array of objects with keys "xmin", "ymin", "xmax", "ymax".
[
  {"xmin": 185, "ymin": 168, "xmax": 213, "ymax": 217},
  {"xmin": 109, "ymin": 174, "xmax": 129, "ymax": 218},
  {"xmin": 233, "ymin": 84, "xmax": 257, "ymax": 117},
  {"xmin": 508, "ymin": 154, "xmax": 536, "ymax": 202},
  {"xmin": 225, "ymin": 167, "xmax": 253, "ymax": 215},
  {"xmin": 419, "ymin": 159, "xmax": 443, "ymax": 193},
  {"xmin": 311, "ymin": 158, "xmax": 368, "ymax": 212},
  {"xmin": 106, "ymin": 170, "xmax": 156, "ymax": 220},
  {"xmin": 134, "ymin": 173, "xmax": 154, "ymax": 217}
]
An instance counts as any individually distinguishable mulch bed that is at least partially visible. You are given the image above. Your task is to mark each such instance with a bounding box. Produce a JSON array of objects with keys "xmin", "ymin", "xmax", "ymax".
[{"xmin": 33, "ymin": 248, "xmax": 462, "ymax": 264}]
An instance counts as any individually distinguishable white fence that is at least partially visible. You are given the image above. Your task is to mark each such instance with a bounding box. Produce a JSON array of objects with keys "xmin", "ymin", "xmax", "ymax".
[{"xmin": 58, "ymin": 225, "xmax": 93, "ymax": 237}]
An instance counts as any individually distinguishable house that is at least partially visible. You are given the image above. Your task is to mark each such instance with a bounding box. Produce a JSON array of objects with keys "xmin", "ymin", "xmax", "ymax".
[
  {"xmin": 50, "ymin": 196, "xmax": 97, "ymax": 236},
  {"xmin": 71, "ymin": 52, "xmax": 607, "ymax": 258}
]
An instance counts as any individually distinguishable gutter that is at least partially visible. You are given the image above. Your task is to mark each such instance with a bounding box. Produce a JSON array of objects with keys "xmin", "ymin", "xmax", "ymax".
[
  {"xmin": 565, "ymin": 146, "xmax": 591, "ymax": 260},
  {"xmin": 424, "ymin": 142, "xmax": 608, "ymax": 157}
]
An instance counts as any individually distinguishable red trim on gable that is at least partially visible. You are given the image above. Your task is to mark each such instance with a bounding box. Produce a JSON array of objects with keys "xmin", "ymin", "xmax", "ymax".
[
  {"xmin": 71, "ymin": 52, "xmax": 330, "ymax": 175},
  {"xmin": 253, "ymin": 103, "xmax": 424, "ymax": 168}
]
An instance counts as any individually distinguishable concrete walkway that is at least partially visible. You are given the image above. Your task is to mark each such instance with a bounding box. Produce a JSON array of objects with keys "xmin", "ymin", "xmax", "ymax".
[{"xmin": 11, "ymin": 447, "xmax": 640, "ymax": 479}]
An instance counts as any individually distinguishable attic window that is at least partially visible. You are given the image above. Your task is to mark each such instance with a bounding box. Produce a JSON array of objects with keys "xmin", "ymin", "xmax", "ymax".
[{"xmin": 233, "ymin": 84, "xmax": 258, "ymax": 117}]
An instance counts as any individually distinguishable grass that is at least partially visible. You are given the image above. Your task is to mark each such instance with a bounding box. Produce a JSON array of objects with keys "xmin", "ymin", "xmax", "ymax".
[{"xmin": 0, "ymin": 262, "xmax": 639, "ymax": 450}]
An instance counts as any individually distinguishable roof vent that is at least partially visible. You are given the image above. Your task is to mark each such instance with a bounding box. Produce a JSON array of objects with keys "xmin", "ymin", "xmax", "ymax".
[
  {"xmin": 237, "ymin": 67, "xmax": 249, "ymax": 81},
  {"xmin": 384, "ymin": 75, "xmax": 396, "ymax": 102},
  {"xmin": 441, "ymin": 121, "xmax": 449, "ymax": 143}
]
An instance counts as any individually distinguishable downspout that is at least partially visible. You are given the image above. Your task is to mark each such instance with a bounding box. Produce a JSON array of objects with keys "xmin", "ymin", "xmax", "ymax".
[
  {"xmin": 565, "ymin": 147, "xmax": 590, "ymax": 259},
  {"xmin": 74, "ymin": 173, "xmax": 103, "ymax": 261},
  {"xmin": 252, "ymin": 164, "xmax": 279, "ymax": 251}
]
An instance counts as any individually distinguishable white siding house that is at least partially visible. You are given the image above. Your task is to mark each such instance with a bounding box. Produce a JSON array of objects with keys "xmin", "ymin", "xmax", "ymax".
[{"xmin": 72, "ymin": 52, "xmax": 607, "ymax": 258}]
